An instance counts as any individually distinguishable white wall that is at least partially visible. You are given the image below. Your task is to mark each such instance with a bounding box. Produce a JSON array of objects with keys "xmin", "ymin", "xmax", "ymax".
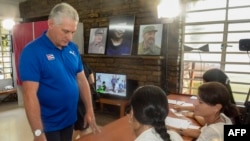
[{"xmin": 0, "ymin": 0, "xmax": 21, "ymax": 19}]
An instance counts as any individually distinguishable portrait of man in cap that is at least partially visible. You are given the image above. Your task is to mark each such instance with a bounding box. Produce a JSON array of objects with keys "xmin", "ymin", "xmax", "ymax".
[
  {"xmin": 138, "ymin": 24, "xmax": 163, "ymax": 55},
  {"xmin": 88, "ymin": 27, "xmax": 107, "ymax": 54}
]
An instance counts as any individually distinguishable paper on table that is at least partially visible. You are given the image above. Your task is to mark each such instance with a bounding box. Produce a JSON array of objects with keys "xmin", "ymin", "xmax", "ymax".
[
  {"xmin": 182, "ymin": 103, "xmax": 194, "ymax": 107},
  {"xmin": 168, "ymin": 99, "xmax": 177, "ymax": 104},
  {"xmin": 165, "ymin": 117, "xmax": 191, "ymax": 129},
  {"xmin": 168, "ymin": 99, "xmax": 185, "ymax": 105},
  {"xmin": 170, "ymin": 108, "xmax": 183, "ymax": 117},
  {"xmin": 188, "ymin": 125, "xmax": 200, "ymax": 129},
  {"xmin": 168, "ymin": 99, "xmax": 194, "ymax": 107},
  {"xmin": 190, "ymin": 96, "xmax": 197, "ymax": 99}
]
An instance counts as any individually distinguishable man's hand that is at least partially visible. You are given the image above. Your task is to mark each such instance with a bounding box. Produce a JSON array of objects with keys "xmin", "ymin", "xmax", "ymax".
[{"xmin": 84, "ymin": 112, "xmax": 101, "ymax": 133}]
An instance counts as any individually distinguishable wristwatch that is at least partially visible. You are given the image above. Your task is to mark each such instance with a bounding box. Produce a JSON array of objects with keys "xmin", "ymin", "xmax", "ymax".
[{"xmin": 34, "ymin": 129, "xmax": 43, "ymax": 137}]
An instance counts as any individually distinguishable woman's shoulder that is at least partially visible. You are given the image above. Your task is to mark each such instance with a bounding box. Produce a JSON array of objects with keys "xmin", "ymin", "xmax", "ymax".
[
  {"xmin": 198, "ymin": 124, "xmax": 224, "ymax": 141},
  {"xmin": 221, "ymin": 113, "xmax": 233, "ymax": 124}
]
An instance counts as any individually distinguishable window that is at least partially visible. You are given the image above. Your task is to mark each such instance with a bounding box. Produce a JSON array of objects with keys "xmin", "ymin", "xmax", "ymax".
[
  {"xmin": 181, "ymin": 0, "xmax": 250, "ymax": 104},
  {"xmin": 0, "ymin": 23, "xmax": 13, "ymax": 80}
]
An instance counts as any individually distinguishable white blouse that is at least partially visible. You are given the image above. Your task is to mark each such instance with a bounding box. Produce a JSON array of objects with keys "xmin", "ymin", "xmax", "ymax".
[
  {"xmin": 196, "ymin": 113, "xmax": 232, "ymax": 141},
  {"xmin": 135, "ymin": 128, "xmax": 183, "ymax": 141}
]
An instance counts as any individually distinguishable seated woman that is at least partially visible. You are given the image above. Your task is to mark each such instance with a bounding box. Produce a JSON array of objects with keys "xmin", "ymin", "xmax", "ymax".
[
  {"xmin": 176, "ymin": 68, "xmax": 240, "ymax": 123},
  {"xmin": 194, "ymin": 82, "xmax": 238, "ymax": 141},
  {"xmin": 129, "ymin": 85, "xmax": 183, "ymax": 141},
  {"xmin": 171, "ymin": 68, "xmax": 241, "ymax": 138}
]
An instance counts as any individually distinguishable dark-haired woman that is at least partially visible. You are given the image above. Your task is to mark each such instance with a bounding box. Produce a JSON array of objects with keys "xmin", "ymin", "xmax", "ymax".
[
  {"xmin": 203, "ymin": 68, "xmax": 241, "ymax": 125},
  {"xmin": 174, "ymin": 68, "xmax": 241, "ymax": 125},
  {"xmin": 202, "ymin": 68, "xmax": 235, "ymax": 104},
  {"xmin": 195, "ymin": 82, "xmax": 238, "ymax": 141},
  {"xmin": 129, "ymin": 85, "xmax": 183, "ymax": 141},
  {"xmin": 171, "ymin": 68, "xmax": 241, "ymax": 139}
]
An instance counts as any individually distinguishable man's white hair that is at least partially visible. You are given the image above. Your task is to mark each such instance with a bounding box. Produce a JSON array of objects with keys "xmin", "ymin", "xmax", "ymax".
[{"xmin": 49, "ymin": 2, "xmax": 79, "ymax": 25}]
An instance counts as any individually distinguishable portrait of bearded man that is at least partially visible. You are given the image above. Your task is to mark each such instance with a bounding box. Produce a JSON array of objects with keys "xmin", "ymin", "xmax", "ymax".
[{"xmin": 138, "ymin": 24, "xmax": 163, "ymax": 55}]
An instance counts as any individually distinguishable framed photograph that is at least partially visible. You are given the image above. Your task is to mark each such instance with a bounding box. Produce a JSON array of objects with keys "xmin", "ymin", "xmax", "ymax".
[
  {"xmin": 137, "ymin": 24, "xmax": 163, "ymax": 55},
  {"xmin": 106, "ymin": 15, "xmax": 135, "ymax": 56},
  {"xmin": 88, "ymin": 27, "xmax": 108, "ymax": 54}
]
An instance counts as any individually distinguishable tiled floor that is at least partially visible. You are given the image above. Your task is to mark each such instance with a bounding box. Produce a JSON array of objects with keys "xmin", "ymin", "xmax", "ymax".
[
  {"xmin": 0, "ymin": 102, "xmax": 33, "ymax": 141},
  {"xmin": 0, "ymin": 101, "xmax": 118, "ymax": 141}
]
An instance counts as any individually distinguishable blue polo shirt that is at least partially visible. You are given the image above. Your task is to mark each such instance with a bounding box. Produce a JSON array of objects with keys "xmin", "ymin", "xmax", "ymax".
[{"xmin": 19, "ymin": 31, "xmax": 83, "ymax": 132}]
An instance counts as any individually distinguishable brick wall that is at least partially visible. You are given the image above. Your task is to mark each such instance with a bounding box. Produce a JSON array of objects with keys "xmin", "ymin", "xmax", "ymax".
[
  {"xmin": 19, "ymin": 0, "xmax": 181, "ymax": 94},
  {"xmin": 82, "ymin": 55, "xmax": 165, "ymax": 88}
]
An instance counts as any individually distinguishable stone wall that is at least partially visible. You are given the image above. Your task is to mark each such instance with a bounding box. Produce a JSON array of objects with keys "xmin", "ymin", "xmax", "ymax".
[{"xmin": 19, "ymin": 0, "xmax": 181, "ymax": 94}]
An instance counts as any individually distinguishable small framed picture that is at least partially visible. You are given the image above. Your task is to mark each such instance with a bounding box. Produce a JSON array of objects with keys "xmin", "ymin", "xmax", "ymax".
[
  {"xmin": 106, "ymin": 15, "xmax": 135, "ymax": 56},
  {"xmin": 88, "ymin": 27, "xmax": 108, "ymax": 54},
  {"xmin": 137, "ymin": 24, "xmax": 163, "ymax": 55}
]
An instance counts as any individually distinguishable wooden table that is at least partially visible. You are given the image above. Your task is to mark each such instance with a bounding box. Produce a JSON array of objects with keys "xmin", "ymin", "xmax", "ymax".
[
  {"xmin": 168, "ymin": 93, "xmax": 197, "ymax": 104},
  {"xmin": 0, "ymin": 89, "xmax": 17, "ymax": 102},
  {"xmin": 99, "ymin": 98, "xmax": 129, "ymax": 118},
  {"xmin": 78, "ymin": 94, "xmax": 199, "ymax": 141},
  {"xmin": 77, "ymin": 115, "xmax": 135, "ymax": 141},
  {"xmin": 0, "ymin": 89, "xmax": 17, "ymax": 96}
]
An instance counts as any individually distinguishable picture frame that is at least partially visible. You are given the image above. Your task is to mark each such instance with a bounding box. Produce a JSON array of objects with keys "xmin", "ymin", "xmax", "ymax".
[
  {"xmin": 88, "ymin": 27, "xmax": 108, "ymax": 54},
  {"xmin": 106, "ymin": 15, "xmax": 135, "ymax": 56},
  {"xmin": 137, "ymin": 24, "xmax": 163, "ymax": 55}
]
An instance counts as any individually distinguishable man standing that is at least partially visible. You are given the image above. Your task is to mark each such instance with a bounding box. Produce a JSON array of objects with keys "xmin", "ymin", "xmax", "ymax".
[
  {"xmin": 19, "ymin": 2, "xmax": 100, "ymax": 141},
  {"xmin": 88, "ymin": 28, "xmax": 106, "ymax": 54},
  {"xmin": 138, "ymin": 25, "xmax": 161, "ymax": 55}
]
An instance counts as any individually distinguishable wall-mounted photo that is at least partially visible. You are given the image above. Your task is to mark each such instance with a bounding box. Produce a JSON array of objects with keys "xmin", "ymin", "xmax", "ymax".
[
  {"xmin": 88, "ymin": 27, "xmax": 108, "ymax": 54},
  {"xmin": 106, "ymin": 15, "xmax": 135, "ymax": 56},
  {"xmin": 137, "ymin": 24, "xmax": 163, "ymax": 55}
]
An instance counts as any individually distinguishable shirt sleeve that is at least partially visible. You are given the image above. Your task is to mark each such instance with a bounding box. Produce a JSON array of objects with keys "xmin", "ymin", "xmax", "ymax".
[{"xmin": 19, "ymin": 45, "xmax": 41, "ymax": 82}]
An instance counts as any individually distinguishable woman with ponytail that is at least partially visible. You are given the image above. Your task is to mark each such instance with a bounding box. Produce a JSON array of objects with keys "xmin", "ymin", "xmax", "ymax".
[{"xmin": 129, "ymin": 85, "xmax": 183, "ymax": 141}]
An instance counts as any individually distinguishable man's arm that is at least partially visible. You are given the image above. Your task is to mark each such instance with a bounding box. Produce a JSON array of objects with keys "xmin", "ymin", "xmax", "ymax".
[
  {"xmin": 22, "ymin": 81, "xmax": 46, "ymax": 140},
  {"xmin": 77, "ymin": 71, "xmax": 100, "ymax": 133}
]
